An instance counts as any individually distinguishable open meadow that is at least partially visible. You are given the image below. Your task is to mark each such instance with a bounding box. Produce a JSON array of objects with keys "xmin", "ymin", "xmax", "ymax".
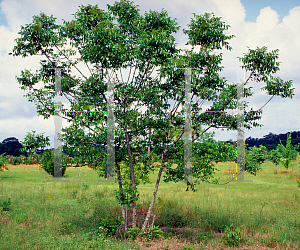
[{"xmin": 0, "ymin": 158, "xmax": 300, "ymax": 249}]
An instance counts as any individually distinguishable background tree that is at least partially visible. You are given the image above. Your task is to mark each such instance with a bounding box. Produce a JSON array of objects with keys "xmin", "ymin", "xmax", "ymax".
[
  {"xmin": 12, "ymin": 0, "xmax": 294, "ymax": 232},
  {"xmin": 21, "ymin": 130, "xmax": 50, "ymax": 155},
  {"xmin": 0, "ymin": 137, "xmax": 23, "ymax": 157},
  {"xmin": 20, "ymin": 130, "xmax": 50, "ymax": 164},
  {"xmin": 244, "ymin": 145, "xmax": 267, "ymax": 175},
  {"xmin": 278, "ymin": 133, "xmax": 293, "ymax": 173},
  {"xmin": 269, "ymin": 148, "xmax": 282, "ymax": 174},
  {"xmin": 245, "ymin": 131, "xmax": 300, "ymax": 152}
]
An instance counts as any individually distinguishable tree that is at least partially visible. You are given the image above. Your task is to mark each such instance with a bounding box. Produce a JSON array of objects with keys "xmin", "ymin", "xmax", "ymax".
[
  {"xmin": 20, "ymin": 130, "xmax": 50, "ymax": 164},
  {"xmin": 244, "ymin": 145, "xmax": 268, "ymax": 175},
  {"xmin": 269, "ymin": 148, "xmax": 282, "ymax": 174},
  {"xmin": 278, "ymin": 133, "xmax": 294, "ymax": 173},
  {"xmin": 12, "ymin": 0, "xmax": 294, "ymax": 233},
  {"xmin": 21, "ymin": 131, "xmax": 50, "ymax": 154},
  {"xmin": 0, "ymin": 137, "xmax": 23, "ymax": 157}
]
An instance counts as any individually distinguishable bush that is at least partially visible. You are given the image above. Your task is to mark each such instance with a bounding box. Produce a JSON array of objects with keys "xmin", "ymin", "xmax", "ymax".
[
  {"xmin": 25, "ymin": 153, "xmax": 39, "ymax": 165},
  {"xmin": 97, "ymin": 215, "xmax": 123, "ymax": 237},
  {"xmin": 126, "ymin": 225, "xmax": 163, "ymax": 241},
  {"xmin": 1, "ymin": 197, "xmax": 11, "ymax": 211},
  {"xmin": 0, "ymin": 153, "xmax": 8, "ymax": 171},
  {"xmin": 222, "ymin": 224, "xmax": 244, "ymax": 247},
  {"xmin": 12, "ymin": 156, "xmax": 22, "ymax": 165},
  {"xmin": 39, "ymin": 150, "xmax": 67, "ymax": 177}
]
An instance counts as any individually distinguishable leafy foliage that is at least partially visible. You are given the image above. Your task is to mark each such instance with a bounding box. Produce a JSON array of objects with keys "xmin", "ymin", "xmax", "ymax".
[
  {"xmin": 1, "ymin": 197, "xmax": 11, "ymax": 212},
  {"xmin": 244, "ymin": 145, "xmax": 267, "ymax": 175},
  {"xmin": 278, "ymin": 133, "xmax": 293, "ymax": 172},
  {"xmin": 0, "ymin": 137, "xmax": 24, "ymax": 157},
  {"xmin": 20, "ymin": 130, "xmax": 50, "ymax": 156},
  {"xmin": 183, "ymin": 12, "xmax": 234, "ymax": 51},
  {"xmin": 97, "ymin": 215, "xmax": 123, "ymax": 237},
  {"xmin": 222, "ymin": 225, "xmax": 244, "ymax": 247},
  {"xmin": 39, "ymin": 150, "xmax": 67, "ymax": 177},
  {"xmin": 126, "ymin": 225, "xmax": 163, "ymax": 241},
  {"xmin": 12, "ymin": 0, "xmax": 295, "ymax": 231},
  {"xmin": 269, "ymin": 148, "xmax": 282, "ymax": 166},
  {"xmin": 0, "ymin": 153, "xmax": 9, "ymax": 172}
]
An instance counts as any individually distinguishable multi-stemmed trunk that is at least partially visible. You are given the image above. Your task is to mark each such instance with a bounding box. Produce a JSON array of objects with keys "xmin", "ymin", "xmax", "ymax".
[
  {"xmin": 116, "ymin": 162, "xmax": 128, "ymax": 232},
  {"xmin": 125, "ymin": 132, "xmax": 137, "ymax": 228},
  {"xmin": 148, "ymin": 128, "xmax": 151, "ymax": 158},
  {"xmin": 142, "ymin": 152, "xmax": 166, "ymax": 230}
]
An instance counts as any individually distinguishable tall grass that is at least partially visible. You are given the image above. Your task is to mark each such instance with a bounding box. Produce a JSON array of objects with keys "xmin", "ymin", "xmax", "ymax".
[{"xmin": 0, "ymin": 157, "xmax": 299, "ymax": 249}]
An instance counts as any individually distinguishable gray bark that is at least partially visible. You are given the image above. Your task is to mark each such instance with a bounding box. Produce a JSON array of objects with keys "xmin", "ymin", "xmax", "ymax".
[
  {"xmin": 125, "ymin": 132, "xmax": 137, "ymax": 228},
  {"xmin": 116, "ymin": 162, "xmax": 128, "ymax": 232},
  {"xmin": 142, "ymin": 152, "xmax": 166, "ymax": 230}
]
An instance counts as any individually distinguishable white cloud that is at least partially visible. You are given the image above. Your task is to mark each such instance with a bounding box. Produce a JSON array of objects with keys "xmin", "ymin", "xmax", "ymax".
[
  {"xmin": 256, "ymin": 6, "xmax": 279, "ymax": 28},
  {"xmin": 212, "ymin": 0, "xmax": 246, "ymax": 28}
]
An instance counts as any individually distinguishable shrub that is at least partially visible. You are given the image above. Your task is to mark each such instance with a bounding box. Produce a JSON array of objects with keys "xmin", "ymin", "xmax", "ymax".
[
  {"xmin": 39, "ymin": 150, "xmax": 67, "ymax": 177},
  {"xmin": 222, "ymin": 224, "xmax": 244, "ymax": 247},
  {"xmin": 25, "ymin": 153, "xmax": 39, "ymax": 165},
  {"xmin": 1, "ymin": 197, "xmax": 11, "ymax": 211},
  {"xmin": 97, "ymin": 215, "xmax": 123, "ymax": 237},
  {"xmin": 12, "ymin": 156, "xmax": 22, "ymax": 165},
  {"xmin": 126, "ymin": 225, "xmax": 163, "ymax": 241},
  {"xmin": 0, "ymin": 153, "xmax": 8, "ymax": 171}
]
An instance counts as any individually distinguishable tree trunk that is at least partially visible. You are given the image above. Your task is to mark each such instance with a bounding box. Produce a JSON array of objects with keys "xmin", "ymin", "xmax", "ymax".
[
  {"xmin": 116, "ymin": 162, "xmax": 128, "ymax": 232},
  {"xmin": 142, "ymin": 152, "xmax": 166, "ymax": 230},
  {"xmin": 135, "ymin": 136, "xmax": 139, "ymax": 161},
  {"xmin": 142, "ymin": 128, "xmax": 186, "ymax": 231},
  {"xmin": 125, "ymin": 132, "xmax": 137, "ymax": 228},
  {"xmin": 148, "ymin": 128, "xmax": 151, "ymax": 158}
]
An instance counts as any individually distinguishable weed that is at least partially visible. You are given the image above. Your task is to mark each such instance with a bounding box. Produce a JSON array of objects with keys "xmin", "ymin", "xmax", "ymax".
[
  {"xmin": 197, "ymin": 232, "xmax": 214, "ymax": 243},
  {"xmin": 97, "ymin": 215, "xmax": 123, "ymax": 237},
  {"xmin": 126, "ymin": 225, "xmax": 163, "ymax": 241},
  {"xmin": 222, "ymin": 224, "xmax": 244, "ymax": 247},
  {"xmin": 81, "ymin": 183, "xmax": 89, "ymax": 190},
  {"xmin": 1, "ymin": 197, "xmax": 11, "ymax": 212}
]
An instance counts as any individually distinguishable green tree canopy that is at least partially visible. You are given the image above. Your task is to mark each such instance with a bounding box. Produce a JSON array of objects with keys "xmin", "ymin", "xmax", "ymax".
[
  {"xmin": 20, "ymin": 130, "xmax": 50, "ymax": 156},
  {"xmin": 0, "ymin": 137, "xmax": 23, "ymax": 157},
  {"xmin": 12, "ymin": 0, "xmax": 294, "ymax": 231}
]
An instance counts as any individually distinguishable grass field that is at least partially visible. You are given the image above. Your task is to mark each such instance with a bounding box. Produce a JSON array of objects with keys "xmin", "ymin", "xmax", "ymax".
[{"xmin": 0, "ymin": 158, "xmax": 300, "ymax": 249}]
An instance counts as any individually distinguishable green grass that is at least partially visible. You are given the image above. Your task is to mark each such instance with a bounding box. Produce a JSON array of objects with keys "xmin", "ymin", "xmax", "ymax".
[{"xmin": 0, "ymin": 158, "xmax": 300, "ymax": 249}]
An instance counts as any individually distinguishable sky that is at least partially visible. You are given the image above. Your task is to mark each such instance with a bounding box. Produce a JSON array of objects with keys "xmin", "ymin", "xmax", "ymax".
[{"xmin": 0, "ymin": 0, "xmax": 299, "ymax": 149}]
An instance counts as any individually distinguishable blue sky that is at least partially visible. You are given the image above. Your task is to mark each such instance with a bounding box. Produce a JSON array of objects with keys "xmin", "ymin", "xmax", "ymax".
[
  {"xmin": 0, "ymin": 0, "xmax": 299, "ymax": 148},
  {"xmin": 241, "ymin": 0, "xmax": 299, "ymax": 22}
]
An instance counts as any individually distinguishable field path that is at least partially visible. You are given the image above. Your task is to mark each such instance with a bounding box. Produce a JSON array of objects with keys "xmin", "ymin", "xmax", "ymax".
[{"xmin": 5, "ymin": 164, "xmax": 40, "ymax": 169}]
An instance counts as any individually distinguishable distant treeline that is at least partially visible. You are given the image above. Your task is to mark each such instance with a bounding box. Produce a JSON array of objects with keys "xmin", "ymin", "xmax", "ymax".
[
  {"xmin": 225, "ymin": 131, "xmax": 300, "ymax": 152},
  {"xmin": 1, "ymin": 131, "xmax": 300, "ymax": 157},
  {"xmin": 0, "ymin": 137, "xmax": 50, "ymax": 157}
]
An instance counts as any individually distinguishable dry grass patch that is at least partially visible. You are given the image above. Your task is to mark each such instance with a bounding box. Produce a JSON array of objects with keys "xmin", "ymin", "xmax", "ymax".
[{"xmin": 135, "ymin": 236, "xmax": 199, "ymax": 250}]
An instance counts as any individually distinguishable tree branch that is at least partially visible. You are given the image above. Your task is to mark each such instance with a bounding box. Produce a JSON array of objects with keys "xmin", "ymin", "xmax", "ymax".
[
  {"xmin": 55, "ymin": 45, "xmax": 88, "ymax": 81},
  {"xmin": 257, "ymin": 95, "xmax": 275, "ymax": 112}
]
